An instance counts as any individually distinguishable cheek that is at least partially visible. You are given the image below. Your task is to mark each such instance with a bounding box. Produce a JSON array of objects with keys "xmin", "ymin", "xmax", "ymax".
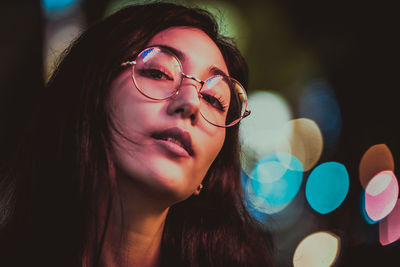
[
  {"xmin": 210, "ymin": 130, "xmax": 225, "ymax": 159},
  {"xmin": 196, "ymin": 129, "xmax": 225, "ymax": 175},
  {"xmin": 110, "ymin": 71, "xmax": 159, "ymax": 126},
  {"xmin": 111, "ymin": 84, "xmax": 163, "ymax": 139}
]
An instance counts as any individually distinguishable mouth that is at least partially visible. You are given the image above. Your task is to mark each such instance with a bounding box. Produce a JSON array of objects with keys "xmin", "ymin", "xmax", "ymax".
[{"xmin": 151, "ymin": 127, "xmax": 194, "ymax": 157}]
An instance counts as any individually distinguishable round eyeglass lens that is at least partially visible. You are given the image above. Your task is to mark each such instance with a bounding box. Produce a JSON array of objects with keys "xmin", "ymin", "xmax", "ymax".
[
  {"xmin": 132, "ymin": 47, "xmax": 181, "ymax": 100},
  {"xmin": 199, "ymin": 76, "xmax": 247, "ymax": 127}
]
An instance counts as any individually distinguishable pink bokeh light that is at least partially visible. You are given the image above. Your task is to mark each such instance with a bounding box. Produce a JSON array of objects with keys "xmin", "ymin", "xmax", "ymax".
[
  {"xmin": 364, "ymin": 170, "xmax": 399, "ymax": 222},
  {"xmin": 380, "ymin": 198, "xmax": 400, "ymax": 246}
]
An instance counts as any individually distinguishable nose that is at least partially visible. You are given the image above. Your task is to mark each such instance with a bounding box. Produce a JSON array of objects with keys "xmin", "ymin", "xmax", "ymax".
[{"xmin": 166, "ymin": 80, "xmax": 201, "ymax": 125}]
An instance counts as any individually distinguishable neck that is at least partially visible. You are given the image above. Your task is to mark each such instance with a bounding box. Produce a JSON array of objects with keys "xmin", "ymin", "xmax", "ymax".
[{"xmin": 101, "ymin": 174, "xmax": 170, "ymax": 267}]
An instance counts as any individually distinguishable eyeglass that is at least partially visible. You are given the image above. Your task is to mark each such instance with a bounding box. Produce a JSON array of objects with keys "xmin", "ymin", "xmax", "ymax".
[{"xmin": 121, "ymin": 46, "xmax": 251, "ymax": 128}]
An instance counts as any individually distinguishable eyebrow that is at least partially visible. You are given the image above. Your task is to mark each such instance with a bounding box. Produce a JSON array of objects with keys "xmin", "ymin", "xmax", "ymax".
[{"xmin": 152, "ymin": 44, "xmax": 230, "ymax": 79}]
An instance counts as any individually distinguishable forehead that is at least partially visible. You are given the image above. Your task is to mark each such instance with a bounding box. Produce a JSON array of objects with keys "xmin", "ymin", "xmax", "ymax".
[{"xmin": 146, "ymin": 26, "xmax": 229, "ymax": 75}]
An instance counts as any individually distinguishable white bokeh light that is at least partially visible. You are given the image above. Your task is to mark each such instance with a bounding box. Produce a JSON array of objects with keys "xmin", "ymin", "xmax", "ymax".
[
  {"xmin": 293, "ymin": 231, "xmax": 340, "ymax": 267},
  {"xmin": 240, "ymin": 91, "xmax": 292, "ymax": 175}
]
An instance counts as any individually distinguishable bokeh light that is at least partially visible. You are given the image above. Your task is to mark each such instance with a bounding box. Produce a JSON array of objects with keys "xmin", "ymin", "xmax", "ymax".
[
  {"xmin": 245, "ymin": 182, "xmax": 291, "ymax": 215},
  {"xmin": 275, "ymin": 118, "xmax": 323, "ymax": 171},
  {"xmin": 197, "ymin": 1, "xmax": 250, "ymax": 53},
  {"xmin": 364, "ymin": 170, "xmax": 398, "ymax": 222},
  {"xmin": 299, "ymin": 79, "xmax": 341, "ymax": 149},
  {"xmin": 266, "ymin": 192, "xmax": 306, "ymax": 232},
  {"xmin": 360, "ymin": 190, "xmax": 379, "ymax": 224},
  {"xmin": 240, "ymin": 91, "xmax": 292, "ymax": 175},
  {"xmin": 380, "ymin": 198, "xmax": 400, "ymax": 246},
  {"xmin": 105, "ymin": 0, "xmax": 250, "ymax": 53},
  {"xmin": 243, "ymin": 153, "xmax": 303, "ymax": 215},
  {"xmin": 42, "ymin": 0, "xmax": 80, "ymax": 12},
  {"xmin": 251, "ymin": 153, "xmax": 303, "ymax": 206},
  {"xmin": 44, "ymin": 21, "xmax": 83, "ymax": 81},
  {"xmin": 359, "ymin": 144, "xmax": 395, "ymax": 188},
  {"xmin": 305, "ymin": 162, "xmax": 349, "ymax": 214},
  {"xmin": 293, "ymin": 231, "xmax": 340, "ymax": 267}
]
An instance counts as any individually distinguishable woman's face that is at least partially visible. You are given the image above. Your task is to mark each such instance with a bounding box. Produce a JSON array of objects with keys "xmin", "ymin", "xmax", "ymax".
[{"xmin": 110, "ymin": 27, "xmax": 228, "ymax": 203}]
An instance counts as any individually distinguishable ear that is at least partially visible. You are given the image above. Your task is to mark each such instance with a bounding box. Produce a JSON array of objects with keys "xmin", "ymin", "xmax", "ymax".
[{"xmin": 193, "ymin": 183, "xmax": 203, "ymax": 196}]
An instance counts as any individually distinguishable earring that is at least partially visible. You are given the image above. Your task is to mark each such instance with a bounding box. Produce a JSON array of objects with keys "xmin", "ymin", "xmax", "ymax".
[
  {"xmin": 194, "ymin": 184, "xmax": 203, "ymax": 195},
  {"xmin": 197, "ymin": 184, "xmax": 203, "ymax": 192}
]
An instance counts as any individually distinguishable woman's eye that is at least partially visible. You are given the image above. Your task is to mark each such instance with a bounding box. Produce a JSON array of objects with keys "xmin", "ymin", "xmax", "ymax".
[
  {"xmin": 140, "ymin": 68, "xmax": 173, "ymax": 81},
  {"xmin": 201, "ymin": 93, "xmax": 226, "ymax": 111}
]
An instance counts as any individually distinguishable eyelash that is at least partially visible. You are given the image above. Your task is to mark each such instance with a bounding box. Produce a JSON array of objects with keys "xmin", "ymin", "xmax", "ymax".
[
  {"xmin": 201, "ymin": 93, "xmax": 228, "ymax": 112},
  {"xmin": 139, "ymin": 68, "xmax": 173, "ymax": 81}
]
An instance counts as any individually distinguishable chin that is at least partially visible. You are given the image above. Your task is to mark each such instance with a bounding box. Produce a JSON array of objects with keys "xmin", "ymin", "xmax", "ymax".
[
  {"xmin": 117, "ymin": 154, "xmax": 200, "ymax": 205},
  {"xmin": 152, "ymin": 179, "xmax": 195, "ymax": 205},
  {"xmin": 146, "ymin": 160, "xmax": 199, "ymax": 204}
]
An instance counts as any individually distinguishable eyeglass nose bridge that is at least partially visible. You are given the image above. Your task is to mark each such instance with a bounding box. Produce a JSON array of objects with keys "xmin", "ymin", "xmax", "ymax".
[
  {"xmin": 179, "ymin": 73, "xmax": 204, "ymax": 93},
  {"xmin": 182, "ymin": 73, "xmax": 203, "ymax": 84}
]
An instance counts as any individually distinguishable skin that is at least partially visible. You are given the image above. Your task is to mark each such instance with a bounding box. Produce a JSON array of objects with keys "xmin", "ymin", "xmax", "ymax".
[{"xmin": 105, "ymin": 26, "xmax": 230, "ymax": 267}]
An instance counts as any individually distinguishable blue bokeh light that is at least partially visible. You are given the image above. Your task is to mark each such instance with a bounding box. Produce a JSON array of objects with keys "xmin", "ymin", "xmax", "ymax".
[
  {"xmin": 250, "ymin": 152, "xmax": 303, "ymax": 207},
  {"xmin": 242, "ymin": 171, "xmax": 269, "ymax": 221},
  {"xmin": 305, "ymin": 162, "xmax": 349, "ymax": 214},
  {"xmin": 299, "ymin": 79, "xmax": 341, "ymax": 149},
  {"xmin": 42, "ymin": 0, "xmax": 79, "ymax": 11}
]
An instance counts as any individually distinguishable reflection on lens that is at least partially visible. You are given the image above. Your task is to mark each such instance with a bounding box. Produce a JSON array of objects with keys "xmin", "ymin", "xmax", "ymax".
[
  {"xmin": 141, "ymin": 47, "xmax": 159, "ymax": 62},
  {"xmin": 205, "ymin": 75, "xmax": 224, "ymax": 88}
]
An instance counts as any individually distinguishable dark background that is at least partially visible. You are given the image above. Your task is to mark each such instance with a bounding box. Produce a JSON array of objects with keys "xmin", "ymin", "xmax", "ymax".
[{"xmin": 1, "ymin": 0, "xmax": 399, "ymax": 266}]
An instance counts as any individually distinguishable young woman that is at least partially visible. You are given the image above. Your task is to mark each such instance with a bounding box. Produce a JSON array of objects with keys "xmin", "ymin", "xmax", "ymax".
[{"xmin": 0, "ymin": 2, "xmax": 274, "ymax": 267}]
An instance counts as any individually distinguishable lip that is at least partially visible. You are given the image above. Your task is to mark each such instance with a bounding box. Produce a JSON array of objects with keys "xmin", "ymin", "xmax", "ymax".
[{"xmin": 151, "ymin": 127, "xmax": 195, "ymax": 157}]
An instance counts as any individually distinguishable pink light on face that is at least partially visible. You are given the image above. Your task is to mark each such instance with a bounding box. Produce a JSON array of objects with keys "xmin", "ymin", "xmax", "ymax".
[
  {"xmin": 365, "ymin": 170, "xmax": 399, "ymax": 222},
  {"xmin": 380, "ymin": 198, "xmax": 400, "ymax": 246}
]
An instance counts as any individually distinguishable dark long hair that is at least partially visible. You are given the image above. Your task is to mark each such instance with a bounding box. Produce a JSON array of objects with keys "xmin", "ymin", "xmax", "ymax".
[{"xmin": 0, "ymin": 2, "xmax": 274, "ymax": 267}]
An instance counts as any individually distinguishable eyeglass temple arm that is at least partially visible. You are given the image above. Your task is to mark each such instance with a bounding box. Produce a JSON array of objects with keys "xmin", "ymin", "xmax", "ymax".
[
  {"xmin": 243, "ymin": 109, "xmax": 251, "ymax": 118},
  {"xmin": 121, "ymin": 61, "xmax": 136, "ymax": 67}
]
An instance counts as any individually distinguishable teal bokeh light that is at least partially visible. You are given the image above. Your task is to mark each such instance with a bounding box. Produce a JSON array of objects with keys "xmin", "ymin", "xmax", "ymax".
[
  {"xmin": 306, "ymin": 162, "xmax": 349, "ymax": 214},
  {"xmin": 42, "ymin": 0, "xmax": 78, "ymax": 11},
  {"xmin": 250, "ymin": 152, "xmax": 303, "ymax": 207}
]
